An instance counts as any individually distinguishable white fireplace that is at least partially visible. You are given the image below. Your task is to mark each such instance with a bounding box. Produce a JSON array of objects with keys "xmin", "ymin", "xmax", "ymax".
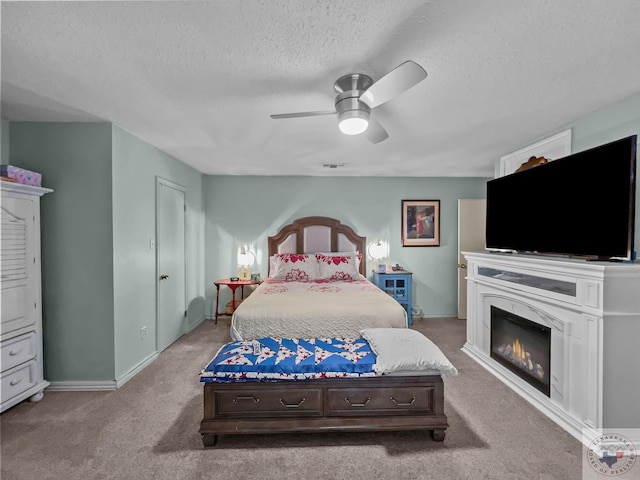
[{"xmin": 462, "ymin": 251, "xmax": 640, "ymax": 443}]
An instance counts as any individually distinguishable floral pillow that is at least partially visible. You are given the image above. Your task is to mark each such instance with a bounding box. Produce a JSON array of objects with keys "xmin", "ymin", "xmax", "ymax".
[
  {"xmin": 272, "ymin": 253, "xmax": 318, "ymax": 282},
  {"xmin": 315, "ymin": 254, "xmax": 361, "ymax": 281},
  {"xmin": 316, "ymin": 251, "xmax": 362, "ymax": 269}
]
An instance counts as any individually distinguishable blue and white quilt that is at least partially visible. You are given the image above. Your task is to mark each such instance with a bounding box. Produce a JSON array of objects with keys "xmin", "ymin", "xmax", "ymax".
[{"xmin": 200, "ymin": 337, "xmax": 377, "ymax": 382}]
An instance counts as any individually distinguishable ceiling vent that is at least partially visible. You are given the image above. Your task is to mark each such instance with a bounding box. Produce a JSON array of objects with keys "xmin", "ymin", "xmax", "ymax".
[{"xmin": 323, "ymin": 163, "xmax": 346, "ymax": 169}]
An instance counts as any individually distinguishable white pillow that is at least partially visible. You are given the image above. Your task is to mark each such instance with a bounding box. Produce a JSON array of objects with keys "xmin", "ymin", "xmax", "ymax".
[
  {"xmin": 268, "ymin": 255, "xmax": 277, "ymax": 277},
  {"xmin": 360, "ymin": 328, "xmax": 458, "ymax": 378},
  {"xmin": 272, "ymin": 253, "xmax": 318, "ymax": 282},
  {"xmin": 315, "ymin": 253, "xmax": 360, "ymax": 281}
]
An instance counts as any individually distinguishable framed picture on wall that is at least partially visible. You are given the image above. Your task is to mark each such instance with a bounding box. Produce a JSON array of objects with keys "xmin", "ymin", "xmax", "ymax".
[{"xmin": 402, "ymin": 200, "xmax": 440, "ymax": 247}]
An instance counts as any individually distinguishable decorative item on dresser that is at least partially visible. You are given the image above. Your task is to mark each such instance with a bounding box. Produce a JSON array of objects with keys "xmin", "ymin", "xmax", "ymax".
[
  {"xmin": 371, "ymin": 269, "xmax": 413, "ymax": 325},
  {"xmin": 1, "ymin": 182, "xmax": 52, "ymax": 413}
]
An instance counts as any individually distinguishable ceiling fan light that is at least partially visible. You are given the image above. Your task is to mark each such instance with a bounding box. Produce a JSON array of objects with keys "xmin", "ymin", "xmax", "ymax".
[{"xmin": 338, "ymin": 110, "xmax": 369, "ymax": 135}]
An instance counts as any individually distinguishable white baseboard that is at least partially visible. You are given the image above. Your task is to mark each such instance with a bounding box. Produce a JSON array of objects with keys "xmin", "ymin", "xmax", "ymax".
[
  {"xmin": 188, "ymin": 315, "xmax": 206, "ymax": 332},
  {"xmin": 46, "ymin": 318, "xmax": 206, "ymax": 393},
  {"xmin": 47, "ymin": 381, "xmax": 117, "ymax": 391},
  {"xmin": 48, "ymin": 351, "xmax": 160, "ymax": 391},
  {"xmin": 116, "ymin": 351, "xmax": 159, "ymax": 388}
]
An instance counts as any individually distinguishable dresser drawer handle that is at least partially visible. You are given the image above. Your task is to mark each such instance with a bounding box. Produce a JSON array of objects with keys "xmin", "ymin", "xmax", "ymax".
[
  {"xmin": 10, "ymin": 378, "xmax": 22, "ymax": 386},
  {"xmin": 344, "ymin": 396, "xmax": 371, "ymax": 407},
  {"xmin": 9, "ymin": 348, "xmax": 22, "ymax": 356},
  {"xmin": 233, "ymin": 395, "xmax": 260, "ymax": 404},
  {"xmin": 390, "ymin": 396, "xmax": 416, "ymax": 406},
  {"xmin": 279, "ymin": 398, "xmax": 306, "ymax": 408}
]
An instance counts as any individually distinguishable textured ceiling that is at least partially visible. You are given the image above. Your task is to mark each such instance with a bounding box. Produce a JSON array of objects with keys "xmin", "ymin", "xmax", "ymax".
[{"xmin": 2, "ymin": 1, "xmax": 640, "ymax": 177}]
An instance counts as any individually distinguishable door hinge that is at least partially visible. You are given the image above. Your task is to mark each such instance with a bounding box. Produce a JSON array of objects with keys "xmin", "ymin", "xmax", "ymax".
[{"xmin": 184, "ymin": 310, "xmax": 187, "ymax": 317}]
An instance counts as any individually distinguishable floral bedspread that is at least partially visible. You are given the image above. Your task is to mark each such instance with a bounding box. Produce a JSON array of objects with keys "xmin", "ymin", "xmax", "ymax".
[
  {"xmin": 200, "ymin": 337, "xmax": 378, "ymax": 382},
  {"xmin": 230, "ymin": 278, "xmax": 407, "ymax": 341}
]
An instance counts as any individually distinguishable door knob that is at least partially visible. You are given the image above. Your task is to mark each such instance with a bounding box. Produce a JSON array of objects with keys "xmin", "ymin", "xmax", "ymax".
[
  {"xmin": 457, "ymin": 264, "xmax": 467, "ymax": 269},
  {"xmin": 160, "ymin": 274, "xmax": 169, "ymax": 280}
]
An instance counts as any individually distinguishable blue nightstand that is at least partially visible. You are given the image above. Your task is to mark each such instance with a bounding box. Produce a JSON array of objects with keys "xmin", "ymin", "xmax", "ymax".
[{"xmin": 371, "ymin": 270, "xmax": 413, "ymax": 325}]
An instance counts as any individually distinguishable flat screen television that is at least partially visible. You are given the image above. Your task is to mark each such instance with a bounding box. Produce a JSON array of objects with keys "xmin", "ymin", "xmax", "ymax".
[{"xmin": 486, "ymin": 135, "xmax": 637, "ymax": 261}]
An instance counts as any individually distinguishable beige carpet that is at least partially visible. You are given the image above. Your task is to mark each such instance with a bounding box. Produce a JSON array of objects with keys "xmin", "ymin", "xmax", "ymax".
[{"xmin": 0, "ymin": 317, "xmax": 582, "ymax": 480}]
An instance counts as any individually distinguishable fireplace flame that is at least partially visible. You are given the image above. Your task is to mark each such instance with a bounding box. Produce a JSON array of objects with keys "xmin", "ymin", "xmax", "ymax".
[{"xmin": 512, "ymin": 338, "xmax": 526, "ymax": 359}]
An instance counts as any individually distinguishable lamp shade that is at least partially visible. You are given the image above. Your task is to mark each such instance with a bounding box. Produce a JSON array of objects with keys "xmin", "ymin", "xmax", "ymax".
[
  {"xmin": 367, "ymin": 240, "xmax": 388, "ymax": 260},
  {"xmin": 237, "ymin": 249, "xmax": 256, "ymax": 267}
]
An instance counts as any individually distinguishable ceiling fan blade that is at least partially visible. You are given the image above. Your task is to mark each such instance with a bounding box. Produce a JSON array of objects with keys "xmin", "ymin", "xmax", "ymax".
[
  {"xmin": 270, "ymin": 110, "xmax": 336, "ymax": 119},
  {"xmin": 366, "ymin": 117, "xmax": 389, "ymax": 144},
  {"xmin": 359, "ymin": 60, "xmax": 427, "ymax": 109}
]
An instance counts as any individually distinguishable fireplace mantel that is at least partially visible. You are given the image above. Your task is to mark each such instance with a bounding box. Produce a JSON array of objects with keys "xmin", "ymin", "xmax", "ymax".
[{"xmin": 462, "ymin": 251, "xmax": 640, "ymax": 443}]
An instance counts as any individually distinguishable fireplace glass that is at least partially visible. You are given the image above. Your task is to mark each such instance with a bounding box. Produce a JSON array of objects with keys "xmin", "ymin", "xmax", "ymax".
[{"xmin": 490, "ymin": 306, "xmax": 551, "ymax": 396}]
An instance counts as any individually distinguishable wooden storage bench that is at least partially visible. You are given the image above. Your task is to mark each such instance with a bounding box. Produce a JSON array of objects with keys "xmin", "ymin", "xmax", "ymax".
[{"xmin": 200, "ymin": 374, "xmax": 448, "ymax": 447}]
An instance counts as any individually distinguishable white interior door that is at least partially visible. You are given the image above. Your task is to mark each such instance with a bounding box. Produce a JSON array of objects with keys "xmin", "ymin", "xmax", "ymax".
[
  {"xmin": 156, "ymin": 179, "xmax": 186, "ymax": 352},
  {"xmin": 457, "ymin": 199, "xmax": 486, "ymax": 319}
]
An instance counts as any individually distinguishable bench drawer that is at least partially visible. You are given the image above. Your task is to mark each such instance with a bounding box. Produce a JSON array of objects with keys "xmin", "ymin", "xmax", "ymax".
[
  {"xmin": 215, "ymin": 387, "xmax": 323, "ymax": 418},
  {"xmin": 327, "ymin": 385, "xmax": 434, "ymax": 416}
]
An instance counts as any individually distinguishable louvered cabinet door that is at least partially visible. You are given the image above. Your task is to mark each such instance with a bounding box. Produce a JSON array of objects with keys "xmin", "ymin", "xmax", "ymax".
[
  {"xmin": 1, "ymin": 183, "xmax": 51, "ymax": 413},
  {"xmin": 1, "ymin": 195, "xmax": 38, "ymax": 337}
]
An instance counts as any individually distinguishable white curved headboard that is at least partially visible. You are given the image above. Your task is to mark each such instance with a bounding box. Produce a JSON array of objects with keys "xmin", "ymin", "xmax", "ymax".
[{"xmin": 268, "ymin": 216, "xmax": 366, "ymax": 276}]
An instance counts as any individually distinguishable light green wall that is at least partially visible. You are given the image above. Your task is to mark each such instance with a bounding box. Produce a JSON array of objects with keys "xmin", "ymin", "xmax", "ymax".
[
  {"xmin": 7, "ymin": 122, "xmax": 205, "ymax": 385},
  {"xmin": 9, "ymin": 122, "xmax": 116, "ymax": 381},
  {"xmin": 1, "ymin": 119, "xmax": 9, "ymax": 164},
  {"xmin": 204, "ymin": 176, "xmax": 489, "ymax": 317},
  {"xmin": 111, "ymin": 125, "xmax": 204, "ymax": 381},
  {"xmin": 496, "ymin": 93, "xmax": 640, "ymax": 254},
  {"xmin": 570, "ymin": 94, "xmax": 640, "ymax": 254}
]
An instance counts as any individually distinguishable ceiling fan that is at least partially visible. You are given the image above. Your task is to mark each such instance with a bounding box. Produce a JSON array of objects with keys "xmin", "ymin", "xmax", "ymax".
[{"xmin": 270, "ymin": 60, "xmax": 427, "ymax": 144}]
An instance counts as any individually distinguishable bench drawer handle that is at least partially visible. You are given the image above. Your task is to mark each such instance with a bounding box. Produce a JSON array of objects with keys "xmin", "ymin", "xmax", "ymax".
[
  {"xmin": 390, "ymin": 396, "xmax": 416, "ymax": 406},
  {"xmin": 10, "ymin": 378, "xmax": 22, "ymax": 386},
  {"xmin": 279, "ymin": 398, "xmax": 306, "ymax": 408},
  {"xmin": 344, "ymin": 396, "xmax": 371, "ymax": 407},
  {"xmin": 233, "ymin": 395, "xmax": 260, "ymax": 404}
]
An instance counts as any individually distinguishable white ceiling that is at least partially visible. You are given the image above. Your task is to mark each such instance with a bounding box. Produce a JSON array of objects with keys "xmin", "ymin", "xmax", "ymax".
[{"xmin": 2, "ymin": 1, "xmax": 639, "ymax": 177}]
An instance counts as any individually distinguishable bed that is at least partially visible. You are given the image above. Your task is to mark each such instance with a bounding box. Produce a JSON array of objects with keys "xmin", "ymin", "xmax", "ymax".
[
  {"xmin": 200, "ymin": 217, "xmax": 455, "ymax": 446},
  {"xmin": 230, "ymin": 216, "xmax": 407, "ymax": 341}
]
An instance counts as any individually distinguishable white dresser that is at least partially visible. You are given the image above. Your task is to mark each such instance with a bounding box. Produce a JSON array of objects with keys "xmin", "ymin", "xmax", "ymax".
[
  {"xmin": 462, "ymin": 251, "xmax": 640, "ymax": 443},
  {"xmin": 1, "ymin": 182, "xmax": 52, "ymax": 413}
]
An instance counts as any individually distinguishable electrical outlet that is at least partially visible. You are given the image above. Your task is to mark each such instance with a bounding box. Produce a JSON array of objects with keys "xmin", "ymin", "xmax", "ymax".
[{"xmin": 140, "ymin": 326, "xmax": 147, "ymax": 340}]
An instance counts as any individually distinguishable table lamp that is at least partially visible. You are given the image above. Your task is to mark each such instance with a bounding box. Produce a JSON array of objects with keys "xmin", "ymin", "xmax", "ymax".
[{"xmin": 237, "ymin": 247, "xmax": 256, "ymax": 281}]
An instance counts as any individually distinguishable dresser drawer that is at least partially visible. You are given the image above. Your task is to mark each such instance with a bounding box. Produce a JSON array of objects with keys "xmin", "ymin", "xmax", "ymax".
[
  {"xmin": 1, "ymin": 359, "xmax": 36, "ymax": 403},
  {"xmin": 327, "ymin": 385, "xmax": 434, "ymax": 416},
  {"xmin": 1, "ymin": 332, "xmax": 37, "ymax": 372},
  {"xmin": 215, "ymin": 387, "xmax": 323, "ymax": 418}
]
